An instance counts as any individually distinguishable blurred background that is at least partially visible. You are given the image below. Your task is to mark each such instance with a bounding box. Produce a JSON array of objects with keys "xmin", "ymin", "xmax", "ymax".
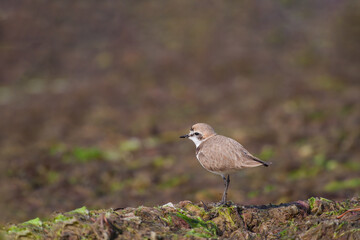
[{"xmin": 0, "ymin": 0, "xmax": 359, "ymax": 224}]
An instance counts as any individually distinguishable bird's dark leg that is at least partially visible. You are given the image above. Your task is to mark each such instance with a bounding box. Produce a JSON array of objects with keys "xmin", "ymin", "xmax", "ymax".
[{"xmin": 218, "ymin": 174, "xmax": 230, "ymax": 205}]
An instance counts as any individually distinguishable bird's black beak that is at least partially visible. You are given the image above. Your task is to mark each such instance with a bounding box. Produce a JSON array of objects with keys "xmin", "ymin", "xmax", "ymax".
[{"xmin": 180, "ymin": 134, "xmax": 189, "ymax": 138}]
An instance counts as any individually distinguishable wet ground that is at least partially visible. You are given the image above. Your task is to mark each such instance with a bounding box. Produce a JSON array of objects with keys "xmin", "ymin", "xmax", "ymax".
[{"xmin": 0, "ymin": 1, "xmax": 359, "ymax": 225}]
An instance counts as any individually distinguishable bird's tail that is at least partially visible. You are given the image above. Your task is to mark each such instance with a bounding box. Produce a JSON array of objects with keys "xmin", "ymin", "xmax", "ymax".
[{"xmin": 251, "ymin": 156, "xmax": 272, "ymax": 167}]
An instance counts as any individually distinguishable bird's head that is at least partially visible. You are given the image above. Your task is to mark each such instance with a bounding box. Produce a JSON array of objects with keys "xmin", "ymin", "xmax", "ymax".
[{"xmin": 180, "ymin": 123, "xmax": 217, "ymax": 147}]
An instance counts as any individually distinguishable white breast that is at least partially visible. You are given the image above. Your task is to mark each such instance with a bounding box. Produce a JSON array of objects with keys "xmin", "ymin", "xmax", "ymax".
[{"xmin": 189, "ymin": 135, "xmax": 203, "ymax": 147}]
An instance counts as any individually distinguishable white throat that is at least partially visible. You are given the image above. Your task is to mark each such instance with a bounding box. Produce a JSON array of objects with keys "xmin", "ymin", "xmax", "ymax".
[{"xmin": 189, "ymin": 135, "xmax": 204, "ymax": 148}]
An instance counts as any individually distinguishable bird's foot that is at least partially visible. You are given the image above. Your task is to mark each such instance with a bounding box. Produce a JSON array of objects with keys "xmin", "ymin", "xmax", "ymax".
[
  {"xmin": 215, "ymin": 201, "xmax": 225, "ymax": 206},
  {"xmin": 215, "ymin": 200, "xmax": 233, "ymax": 207}
]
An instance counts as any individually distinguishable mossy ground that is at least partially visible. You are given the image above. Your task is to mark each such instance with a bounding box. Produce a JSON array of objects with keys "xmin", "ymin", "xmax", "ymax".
[
  {"xmin": 2, "ymin": 197, "xmax": 359, "ymax": 239},
  {"xmin": 1, "ymin": 1, "xmax": 360, "ymax": 225}
]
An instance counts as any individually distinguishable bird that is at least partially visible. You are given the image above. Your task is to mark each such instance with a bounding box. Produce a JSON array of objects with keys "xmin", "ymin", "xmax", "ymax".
[{"xmin": 180, "ymin": 123, "xmax": 271, "ymax": 205}]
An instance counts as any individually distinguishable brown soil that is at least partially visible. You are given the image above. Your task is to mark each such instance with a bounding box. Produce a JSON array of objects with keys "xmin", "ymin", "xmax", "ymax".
[
  {"xmin": 0, "ymin": 0, "xmax": 359, "ymax": 225},
  {"xmin": 3, "ymin": 197, "xmax": 360, "ymax": 239}
]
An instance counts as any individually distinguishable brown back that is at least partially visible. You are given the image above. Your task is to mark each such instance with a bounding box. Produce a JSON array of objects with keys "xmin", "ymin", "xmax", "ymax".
[{"xmin": 196, "ymin": 135, "xmax": 263, "ymax": 173}]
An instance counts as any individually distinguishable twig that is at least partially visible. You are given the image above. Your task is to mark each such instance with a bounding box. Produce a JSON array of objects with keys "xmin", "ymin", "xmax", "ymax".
[{"xmin": 337, "ymin": 208, "xmax": 360, "ymax": 219}]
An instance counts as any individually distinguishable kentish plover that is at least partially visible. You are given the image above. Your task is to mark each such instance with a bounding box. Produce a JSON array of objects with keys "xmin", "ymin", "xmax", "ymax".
[{"xmin": 180, "ymin": 123, "xmax": 271, "ymax": 205}]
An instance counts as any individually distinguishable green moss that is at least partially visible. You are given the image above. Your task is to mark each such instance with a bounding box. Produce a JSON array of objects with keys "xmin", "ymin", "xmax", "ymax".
[
  {"xmin": 289, "ymin": 155, "xmax": 340, "ymax": 180},
  {"xmin": 160, "ymin": 215, "xmax": 173, "ymax": 225},
  {"xmin": 6, "ymin": 217, "xmax": 44, "ymax": 239},
  {"xmin": 69, "ymin": 206, "xmax": 89, "ymax": 215},
  {"xmin": 217, "ymin": 206, "xmax": 236, "ymax": 226},
  {"xmin": 134, "ymin": 206, "xmax": 144, "ymax": 215},
  {"xmin": 324, "ymin": 210, "xmax": 342, "ymax": 216},
  {"xmin": 103, "ymin": 150, "xmax": 122, "ymax": 161},
  {"xmin": 152, "ymin": 156, "xmax": 175, "ymax": 169},
  {"xmin": 7, "ymin": 225, "xmax": 30, "ymax": 234},
  {"xmin": 247, "ymin": 190, "xmax": 259, "ymax": 198},
  {"xmin": 176, "ymin": 212, "xmax": 218, "ymax": 238},
  {"xmin": 23, "ymin": 217, "xmax": 43, "ymax": 227},
  {"xmin": 319, "ymin": 197, "xmax": 332, "ymax": 203},
  {"xmin": 119, "ymin": 138, "xmax": 141, "ymax": 152},
  {"xmin": 258, "ymin": 145, "xmax": 275, "ymax": 160},
  {"xmin": 47, "ymin": 170, "xmax": 60, "ymax": 184},
  {"xmin": 344, "ymin": 161, "xmax": 360, "ymax": 171},
  {"xmin": 335, "ymin": 202, "xmax": 347, "ymax": 212},
  {"xmin": 54, "ymin": 214, "xmax": 74, "ymax": 223},
  {"xmin": 336, "ymin": 222, "xmax": 346, "ymax": 232},
  {"xmin": 289, "ymin": 166, "xmax": 319, "ymax": 180},
  {"xmin": 71, "ymin": 147, "xmax": 103, "ymax": 163},
  {"xmin": 324, "ymin": 178, "xmax": 360, "ymax": 192},
  {"xmin": 185, "ymin": 228, "xmax": 215, "ymax": 238},
  {"xmin": 158, "ymin": 175, "xmax": 189, "ymax": 189},
  {"xmin": 264, "ymin": 184, "xmax": 276, "ymax": 193},
  {"xmin": 278, "ymin": 228, "xmax": 288, "ymax": 237},
  {"xmin": 338, "ymin": 228, "xmax": 360, "ymax": 238},
  {"xmin": 57, "ymin": 146, "xmax": 105, "ymax": 163},
  {"xmin": 313, "ymin": 154, "xmax": 338, "ymax": 170},
  {"xmin": 2, "ymin": 198, "xmax": 359, "ymax": 239},
  {"xmin": 110, "ymin": 180, "xmax": 129, "ymax": 192},
  {"xmin": 308, "ymin": 197, "xmax": 316, "ymax": 210},
  {"xmin": 184, "ymin": 203, "xmax": 206, "ymax": 217}
]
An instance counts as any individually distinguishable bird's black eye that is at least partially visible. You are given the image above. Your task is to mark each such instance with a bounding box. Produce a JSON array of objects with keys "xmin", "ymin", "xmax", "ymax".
[{"xmin": 195, "ymin": 132, "xmax": 200, "ymax": 136}]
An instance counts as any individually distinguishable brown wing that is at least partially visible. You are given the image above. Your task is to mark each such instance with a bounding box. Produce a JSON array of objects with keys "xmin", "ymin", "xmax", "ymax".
[
  {"xmin": 241, "ymin": 147, "xmax": 270, "ymax": 167},
  {"xmin": 197, "ymin": 135, "xmax": 266, "ymax": 173}
]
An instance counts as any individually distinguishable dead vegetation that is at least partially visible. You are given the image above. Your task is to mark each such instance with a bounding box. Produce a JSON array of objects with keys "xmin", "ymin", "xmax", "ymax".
[{"xmin": 3, "ymin": 197, "xmax": 359, "ymax": 239}]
